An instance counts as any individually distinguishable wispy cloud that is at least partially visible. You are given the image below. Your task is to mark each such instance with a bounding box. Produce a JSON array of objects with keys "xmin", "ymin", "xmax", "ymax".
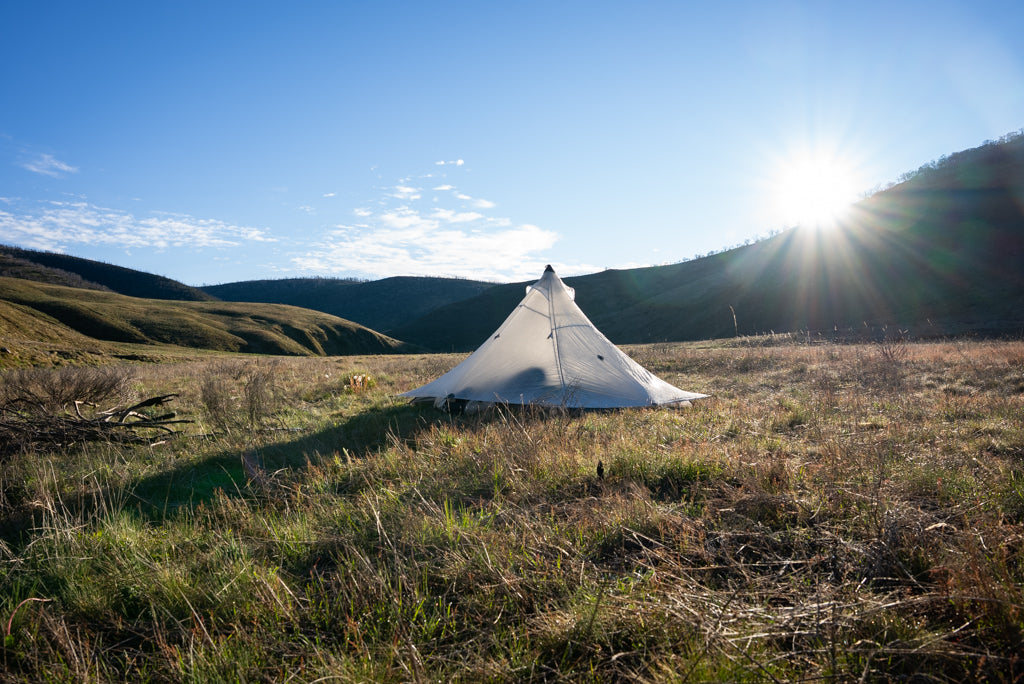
[
  {"xmin": 435, "ymin": 159, "xmax": 464, "ymax": 166},
  {"xmin": 431, "ymin": 208, "xmax": 484, "ymax": 223},
  {"xmin": 0, "ymin": 199, "xmax": 275, "ymax": 253},
  {"xmin": 392, "ymin": 185, "xmax": 421, "ymax": 200},
  {"xmin": 21, "ymin": 153, "xmax": 78, "ymax": 177},
  {"xmin": 294, "ymin": 217, "xmax": 559, "ymax": 281},
  {"xmin": 293, "ymin": 173, "xmax": 596, "ymax": 281},
  {"xmin": 449, "ymin": 190, "xmax": 495, "ymax": 209}
]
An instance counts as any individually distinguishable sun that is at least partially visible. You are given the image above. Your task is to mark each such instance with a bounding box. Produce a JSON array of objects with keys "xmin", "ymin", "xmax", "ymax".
[{"xmin": 771, "ymin": 151, "xmax": 861, "ymax": 230}]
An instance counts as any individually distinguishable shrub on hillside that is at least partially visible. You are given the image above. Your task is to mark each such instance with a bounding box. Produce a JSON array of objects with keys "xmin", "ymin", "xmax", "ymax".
[{"xmin": 0, "ymin": 366, "xmax": 134, "ymax": 410}]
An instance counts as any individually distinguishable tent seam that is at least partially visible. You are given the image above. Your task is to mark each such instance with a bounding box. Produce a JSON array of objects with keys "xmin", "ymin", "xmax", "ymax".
[{"xmin": 548, "ymin": 279, "xmax": 567, "ymax": 395}]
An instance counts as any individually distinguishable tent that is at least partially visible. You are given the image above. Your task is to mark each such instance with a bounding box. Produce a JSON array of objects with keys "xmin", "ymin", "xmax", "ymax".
[{"xmin": 400, "ymin": 265, "xmax": 707, "ymax": 410}]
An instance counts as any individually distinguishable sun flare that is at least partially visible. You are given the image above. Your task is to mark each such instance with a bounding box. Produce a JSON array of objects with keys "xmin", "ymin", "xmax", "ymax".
[{"xmin": 772, "ymin": 151, "xmax": 861, "ymax": 229}]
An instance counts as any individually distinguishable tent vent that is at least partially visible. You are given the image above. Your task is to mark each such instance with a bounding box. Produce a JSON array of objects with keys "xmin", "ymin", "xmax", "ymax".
[{"xmin": 597, "ymin": 355, "xmax": 604, "ymax": 360}]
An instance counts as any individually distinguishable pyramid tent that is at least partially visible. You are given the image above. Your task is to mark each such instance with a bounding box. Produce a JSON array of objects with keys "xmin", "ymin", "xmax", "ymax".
[{"xmin": 400, "ymin": 266, "xmax": 707, "ymax": 410}]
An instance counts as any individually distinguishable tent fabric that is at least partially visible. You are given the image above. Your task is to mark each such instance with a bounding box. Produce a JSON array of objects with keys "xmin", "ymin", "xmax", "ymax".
[{"xmin": 400, "ymin": 266, "xmax": 707, "ymax": 409}]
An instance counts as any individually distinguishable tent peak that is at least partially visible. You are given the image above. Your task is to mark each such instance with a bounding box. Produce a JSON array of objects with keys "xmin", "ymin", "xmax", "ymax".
[{"xmin": 544, "ymin": 264, "xmax": 554, "ymax": 273}]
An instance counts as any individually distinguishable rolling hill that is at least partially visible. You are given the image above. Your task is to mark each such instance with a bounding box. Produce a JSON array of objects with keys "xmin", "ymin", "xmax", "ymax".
[
  {"xmin": 3, "ymin": 134, "xmax": 1021, "ymax": 355},
  {"xmin": 0, "ymin": 250, "xmax": 114, "ymax": 292},
  {"xmin": 390, "ymin": 133, "xmax": 1024, "ymax": 350},
  {"xmin": 0, "ymin": 277, "xmax": 413, "ymax": 358},
  {"xmin": 202, "ymin": 275, "xmax": 495, "ymax": 333},
  {"xmin": 0, "ymin": 245, "xmax": 215, "ymax": 301}
]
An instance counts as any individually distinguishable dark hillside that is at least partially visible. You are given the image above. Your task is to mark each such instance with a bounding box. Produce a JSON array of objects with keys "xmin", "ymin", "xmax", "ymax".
[
  {"xmin": 0, "ymin": 245, "xmax": 215, "ymax": 301},
  {"xmin": 203, "ymin": 275, "xmax": 495, "ymax": 333},
  {"xmin": 0, "ymin": 251, "xmax": 113, "ymax": 292},
  {"xmin": 690, "ymin": 135, "xmax": 1024, "ymax": 338},
  {"xmin": 0, "ymin": 277, "xmax": 412, "ymax": 357},
  {"xmin": 202, "ymin": 277, "xmax": 362, "ymax": 306},
  {"xmin": 392, "ymin": 134, "xmax": 1024, "ymax": 350}
]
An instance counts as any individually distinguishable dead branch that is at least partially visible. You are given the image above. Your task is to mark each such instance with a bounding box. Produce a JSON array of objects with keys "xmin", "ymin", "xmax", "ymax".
[{"xmin": 0, "ymin": 393, "xmax": 192, "ymax": 457}]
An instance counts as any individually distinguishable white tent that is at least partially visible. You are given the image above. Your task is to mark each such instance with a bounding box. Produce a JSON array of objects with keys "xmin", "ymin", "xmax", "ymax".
[{"xmin": 400, "ymin": 266, "xmax": 707, "ymax": 410}]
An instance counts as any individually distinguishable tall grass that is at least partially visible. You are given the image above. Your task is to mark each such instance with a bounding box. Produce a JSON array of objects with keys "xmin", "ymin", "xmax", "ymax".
[{"xmin": 1, "ymin": 339, "xmax": 1023, "ymax": 681}]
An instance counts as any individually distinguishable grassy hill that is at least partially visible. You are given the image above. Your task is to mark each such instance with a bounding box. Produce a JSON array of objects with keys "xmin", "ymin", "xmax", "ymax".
[
  {"xmin": 391, "ymin": 134, "xmax": 1024, "ymax": 351},
  {"xmin": 0, "ymin": 245, "xmax": 215, "ymax": 301},
  {"xmin": 0, "ymin": 250, "xmax": 114, "ymax": 292},
  {"xmin": 202, "ymin": 275, "xmax": 495, "ymax": 333},
  {"xmin": 0, "ymin": 277, "xmax": 413, "ymax": 360}
]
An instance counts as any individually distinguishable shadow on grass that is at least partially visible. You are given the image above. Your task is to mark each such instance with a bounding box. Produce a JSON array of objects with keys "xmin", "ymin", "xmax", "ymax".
[
  {"xmin": 1, "ymin": 400, "xmax": 559, "ymax": 544},
  {"xmin": 126, "ymin": 401, "xmax": 460, "ymax": 521}
]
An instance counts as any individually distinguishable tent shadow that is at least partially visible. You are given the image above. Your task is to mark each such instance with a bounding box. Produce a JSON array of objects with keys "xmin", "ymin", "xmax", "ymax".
[
  {"xmin": 0, "ymin": 401, "xmax": 550, "ymax": 547},
  {"xmin": 124, "ymin": 401, "xmax": 475, "ymax": 522}
]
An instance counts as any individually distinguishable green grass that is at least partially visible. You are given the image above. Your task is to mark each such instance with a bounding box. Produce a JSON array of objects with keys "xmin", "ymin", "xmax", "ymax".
[{"xmin": 2, "ymin": 339, "xmax": 1023, "ymax": 681}]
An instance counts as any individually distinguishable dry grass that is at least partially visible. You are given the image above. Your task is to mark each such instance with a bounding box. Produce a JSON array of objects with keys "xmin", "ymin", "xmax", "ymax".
[{"xmin": 1, "ymin": 338, "xmax": 1023, "ymax": 682}]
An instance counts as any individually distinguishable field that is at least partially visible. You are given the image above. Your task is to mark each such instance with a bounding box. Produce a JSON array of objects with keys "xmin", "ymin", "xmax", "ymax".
[{"xmin": 2, "ymin": 338, "xmax": 1023, "ymax": 681}]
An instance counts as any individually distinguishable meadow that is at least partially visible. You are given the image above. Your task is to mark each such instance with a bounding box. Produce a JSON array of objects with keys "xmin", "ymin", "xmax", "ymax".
[{"xmin": 1, "ymin": 337, "xmax": 1023, "ymax": 682}]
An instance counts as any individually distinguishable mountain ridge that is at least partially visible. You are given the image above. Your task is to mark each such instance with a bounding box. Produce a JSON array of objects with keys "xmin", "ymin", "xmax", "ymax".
[
  {"xmin": 202, "ymin": 275, "xmax": 495, "ymax": 333},
  {"xmin": 390, "ymin": 133, "xmax": 1024, "ymax": 349},
  {"xmin": 0, "ymin": 245, "xmax": 214, "ymax": 301},
  {"xmin": 2, "ymin": 133, "xmax": 1021, "ymax": 354}
]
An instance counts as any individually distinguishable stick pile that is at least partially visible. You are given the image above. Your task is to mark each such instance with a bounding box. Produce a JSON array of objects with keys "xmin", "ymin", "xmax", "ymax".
[{"xmin": 0, "ymin": 394, "xmax": 191, "ymax": 457}]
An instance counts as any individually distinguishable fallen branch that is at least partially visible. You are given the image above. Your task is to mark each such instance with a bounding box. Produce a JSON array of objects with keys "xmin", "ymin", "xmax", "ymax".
[{"xmin": 0, "ymin": 393, "xmax": 192, "ymax": 456}]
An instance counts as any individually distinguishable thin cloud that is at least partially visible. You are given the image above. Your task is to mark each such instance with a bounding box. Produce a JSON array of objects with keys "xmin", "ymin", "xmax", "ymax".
[
  {"xmin": 293, "ymin": 221, "xmax": 560, "ymax": 281},
  {"xmin": 0, "ymin": 199, "xmax": 275, "ymax": 253},
  {"xmin": 295, "ymin": 195, "xmax": 569, "ymax": 280},
  {"xmin": 21, "ymin": 153, "xmax": 78, "ymax": 177},
  {"xmin": 431, "ymin": 208, "xmax": 484, "ymax": 223},
  {"xmin": 449, "ymin": 190, "xmax": 496, "ymax": 209},
  {"xmin": 432, "ymin": 182, "xmax": 496, "ymax": 210},
  {"xmin": 392, "ymin": 185, "xmax": 421, "ymax": 200},
  {"xmin": 292, "ymin": 165, "xmax": 599, "ymax": 281}
]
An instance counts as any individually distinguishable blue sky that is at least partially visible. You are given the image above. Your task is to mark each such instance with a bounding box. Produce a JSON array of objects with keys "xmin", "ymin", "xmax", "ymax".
[{"xmin": 1, "ymin": 1, "xmax": 1021, "ymax": 285}]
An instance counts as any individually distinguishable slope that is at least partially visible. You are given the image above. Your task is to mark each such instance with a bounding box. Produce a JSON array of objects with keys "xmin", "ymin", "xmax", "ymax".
[
  {"xmin": 0, "ymin": 245, "xmax": 215, "ymax": 301},
  {"xmin": 202, "ymin": 275, "xmax": 495, "ymax": 333},
  {"xmin": 0, "ymin": 250, "xmax": 113, "ymax": 292},
  {"xmin": 391, "ymin": 134, "xmax": 1024, "ymax": 350},
  {"xmin": 0, "ymin": 277, "xmax": 413, "ymax": 357}
]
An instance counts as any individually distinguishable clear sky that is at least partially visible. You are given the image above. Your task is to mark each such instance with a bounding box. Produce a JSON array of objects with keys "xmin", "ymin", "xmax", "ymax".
[{"xmin": 2, "ymin": 1, "xmax": 1022, "ymax": 285}]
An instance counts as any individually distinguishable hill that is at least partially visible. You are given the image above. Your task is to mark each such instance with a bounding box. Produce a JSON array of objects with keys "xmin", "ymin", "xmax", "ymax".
[
  {"xmin": 391, "ymin": 134, "xmax": 1024, "ymax": 350},
  {"xmin": 0, "ymin": 245, "xmax": 215, "ymax": 301},
  {"xmin": 202, "ymin": 275, "xmax": 495, "ymax": 333},
  {"xmin": 0, "ymin": 277, "xmax": 413, "ymax": 359},
  {"xmin": 0, "ymin": 250, "xmax": 114, "ymax": 292},
  {"xmin": 4, "ymin": 135, "xmax": 1021, "ymax": 354}
]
